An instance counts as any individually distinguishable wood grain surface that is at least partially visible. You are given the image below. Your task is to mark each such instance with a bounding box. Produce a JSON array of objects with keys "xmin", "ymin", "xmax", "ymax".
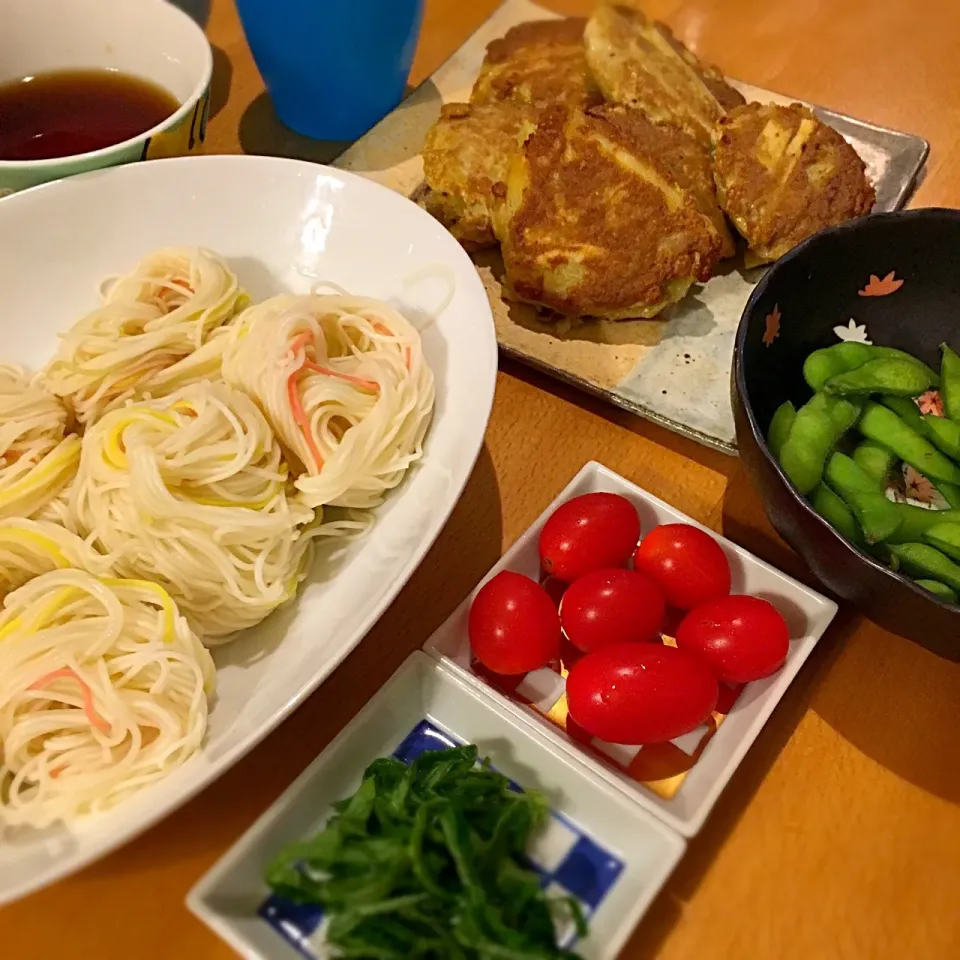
[{"xmin": 3, "ymin": 1, "xmax": 960, "ymax": 958}]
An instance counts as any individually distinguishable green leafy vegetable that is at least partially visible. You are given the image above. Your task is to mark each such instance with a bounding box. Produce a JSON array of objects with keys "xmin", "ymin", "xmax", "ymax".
[{"xmin": 266, "ymin": 745, "xmax": 586, "ymax": 959}]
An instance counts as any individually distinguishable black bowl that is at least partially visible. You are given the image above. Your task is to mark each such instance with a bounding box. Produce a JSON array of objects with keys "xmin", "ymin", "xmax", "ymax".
[{"xmin": 733, "ymin": 208, "xmax": 960, "ymax": 661}]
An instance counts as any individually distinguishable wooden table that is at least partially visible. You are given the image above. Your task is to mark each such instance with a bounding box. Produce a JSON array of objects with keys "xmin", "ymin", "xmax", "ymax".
[{"xmin": 4, "ymin": 1, "xmax": 960, "ymax": 957}]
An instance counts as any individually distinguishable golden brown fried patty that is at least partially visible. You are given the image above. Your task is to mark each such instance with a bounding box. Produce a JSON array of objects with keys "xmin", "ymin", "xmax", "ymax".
[
  {"xmin": 421, "ymin": 102, "xmax": 536, "ymax": 249},
  {"xmin": 712, "ymin": 102, "xmax": 876, "ymax": 263},
  {"xmin": 493, "ymin": 105, "xmax": 725, "ymax": 320},
  {"xmin": 584, "ymin": 3, "xmax": 745, "ymax": 145},
  {"xmin": 471, "ymin": 18, "xmax": 602, "ymax": 110},
  {"xmin": 598, "ymin": 103, "xmax": 734, "ymax": 258}
]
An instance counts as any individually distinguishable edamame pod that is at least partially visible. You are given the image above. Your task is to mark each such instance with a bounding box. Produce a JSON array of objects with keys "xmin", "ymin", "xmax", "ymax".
[
  {"xmin": 880, "ymin": 396, "xmax": 960, "ymax": 464},
  {"xmin": 921, "ymin": 413, "xmax": 960, "ymax": 461},
  {"xmin": 857, "ymin": 402, "xmax": 960, "ymax": 486},
  {"xmin": 886, "ymin": 505, "xmax": 960, "ymax": 543},
  {"xmin": 779, "ymin": 394, "xmax": 862, "ymax": 495},
  {"xmin": 922, "ymin": 523, "xmax": 960, "ymax": 562},
  {"xmin": 888, "ymin": 542, "xmax": 960, "ymax": 593},
  {"xmin": 767, "ymin": 401, "xmax": 796, "ymax": 458},
  {"xmin": 880, "ymin": 395, "xmax": 925, "ymax": 429},
  {"xmin": 823, "ymin": 453, "xmax": 902, "ymax": 543},
  {"xmin": 812, "ymin": 483, "xmax": 863, "ymax": 546},
  {"xmin": 803, "ymin": 342, "xmax": 937, "ymax": 392},
  {"xmin": 914, "ymin": 579, "xmax": 958, "ymax": 603},
  {"xmin": 936, "ymin": 482, "xmax": 960, "ymax": 507},
  {"xmin": 803, "ymin": 342, "xmax": 875, "ymax": 391},
  {"xmin": 851, "ymin": 440, "xmax": 897, "ymax": 489},
  {"xmin": 940, "ymin": 343, "xmax": 960, "ymax": 421},
  {"xmin": 824, "ymin": 357, "xmax": 936, "ymax": 398}
]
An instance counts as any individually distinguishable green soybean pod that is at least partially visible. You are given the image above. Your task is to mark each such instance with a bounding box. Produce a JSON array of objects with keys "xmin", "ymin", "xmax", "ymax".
[
  {"xmin": 802, "ymin": 343, "xmax": 933, "ymax": 392},
  {"xmin": 857, "ymin": 402, "xmax": 960, "ymax": 486},
  {"xmin": 923, "ymin": 522, "xmax": 960, "ymax": 562},
  {"xmin": 803, "ymin": 342, "xmax": 875, "ymax": 391},
  {"xmin": 812, "ymin": 483, "xmax": 864, "ymax": 545},
  {"xmin": 888, "ymin": 542, "xmax": 960, "ymax": 593},
  {"xmin": 941, "ymin": 343, "xmax": 960, "ymax": 421},
  {"xmin": 851, "ymin": 440, "xmax": 897, "ymax": 489},
  {"xmin": 914, "ymin": 579, "xmax": 958, "ymax": 603},
  {"xmin": 767, "ymin": 401, "xmax": 796, "ymax": 458},
  {"xmin": 823, "ymin": 453, "xmax": 902, "ymax": 543},
  {"xmin": 921, "ymin": 414, "xmax": 960, "ymax": 461},
  {"xmin": 886, "ymin": 505, "xmax": 960, "ymax": 543},
  {"xmin": 880, "ymin": 396, "xmax": 960, "ymax": 463},
  {"xmin": 936, "ymin": 482, "xmax": 960, "ymax": 507},
  {"xmin": 880, "ymin": 395, "xmax": 925, "ymax": 429},
  {"xmin": 824, "ymin": 357, "xmax": 936, "ymax": 398},
  {"xmin": 779, "ymin": 394, "xmax": 861, "ymax": 495}
]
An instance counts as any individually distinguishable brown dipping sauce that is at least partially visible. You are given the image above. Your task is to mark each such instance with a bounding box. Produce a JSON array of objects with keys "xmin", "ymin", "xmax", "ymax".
[{"xmin": 0, "ymin": 69, "xmax": 179, "ymax": 162}]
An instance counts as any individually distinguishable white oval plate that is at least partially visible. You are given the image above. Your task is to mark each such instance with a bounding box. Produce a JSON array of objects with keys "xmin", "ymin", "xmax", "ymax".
[{"xmin": 0, "ymin": 155, "xmax": 497, "ymax": 903}]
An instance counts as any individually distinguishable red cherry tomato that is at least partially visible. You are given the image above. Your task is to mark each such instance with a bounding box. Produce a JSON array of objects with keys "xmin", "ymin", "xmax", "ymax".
[
  {"xmin": 560, "ymin": 568, "xmax": 665, "ymax": 652},
  {"xmin": 567, "ymin": 643, "xmax": 718, "ymax": 744},
  {"xmin": 633, "ymin": 523, "xmax": 731, "ymax": 610},
  {"xmin": 675, "ymin": 595, "xmax": 790, "ymax": 683},
  {"xmin": 539, "ymin": 493, "xmax": 640, "ymax": 582},
  {"xmin": 468, "ymin": 571, "xmax": 561, "ymax": 675}
]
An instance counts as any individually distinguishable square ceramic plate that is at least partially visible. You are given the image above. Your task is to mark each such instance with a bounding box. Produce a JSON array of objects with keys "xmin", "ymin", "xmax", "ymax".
[
  {"xmin": 187, "ymin": 652, "xmax": 685, "ymax": 960},
  {"xmin": 334, "ymin": 0, "xmax": 929, "ymax": 454},
  {"xmin": 424, "ymin": 462, "xmax": 839, "ymax": 836}
]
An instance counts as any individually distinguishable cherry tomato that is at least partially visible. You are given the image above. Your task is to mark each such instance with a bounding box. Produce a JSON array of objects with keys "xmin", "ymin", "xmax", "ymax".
[
  {"xmin": 566, "ymin": 643, "xmax": 718, "ymax": 744},
  {"xmin": 539, "ymin": 493, "xmax": 640, "ymax": 582},
  {"xmin": 560, "ymin": 568, "xmax": 665, "ymax": 652},
  {"xmin": 675, "ymin": 595, "xmax": 790, "ymax": 683},
  {"xmin": 633, "ymin": 523, "xmax": 731, "ymax": 610},
  {"xmin": 468, "ymin": 571, "xmax": 561, "ymax": 675}
]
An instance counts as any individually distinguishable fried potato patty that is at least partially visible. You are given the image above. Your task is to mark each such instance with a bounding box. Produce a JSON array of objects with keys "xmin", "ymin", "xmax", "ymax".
[
  {"xmin": 421, "ymin": 102, "xmax": 536, "ymax": 249},
  {"xmin": 712, "ymin": 102, "xmax": 876, "ymax": 263},
  {"xmin": 471, "ymin": 18, "xmax": 602, "ymax": 110},
  {"xmin": 493, "ymin": 105, "xmax": 725, "ymax": 319},
  {"xmin": 584, "ymin": 2, "xmax": 745, "ymax": 145}
]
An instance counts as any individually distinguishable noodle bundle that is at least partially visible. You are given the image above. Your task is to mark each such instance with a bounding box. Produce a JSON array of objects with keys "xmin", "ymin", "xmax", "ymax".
[
  {"xmin": 223, "ymin": 294, "xmax": 434, "ymax": 510},
  {"xmin": 0, "ymin": 518, "xmax": 112, "ymax": 599},
  {"xmin": 0, "ymin": 365, "xmax": 80, "ymax": 521},
  {"xmin": 0, "ymin": 569, "xmax": 214, "ymax": 828},
  {"xmin": 73, "ymin": 381, "xmax": 317, "ymax": 641},
  {"xmin": 43, "ymin": 248, "xmax": 247, "ymax": 424}
]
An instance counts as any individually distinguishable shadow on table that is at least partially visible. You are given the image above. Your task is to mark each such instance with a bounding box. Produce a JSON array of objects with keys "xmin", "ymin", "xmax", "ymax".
[
  {"xmin": 59, "ymin": 444, "xmax": 504, "ymax": 884},
  {"xmin": 166, "ymin": 0, "xmax": 210, "ymax": 27},
  {"xmin": 238, "ymin": 92, "xmax": 355, "ymax": 164},
  {"xmin": 209, "ymin": 45, "xmax": 233, "ymax": 121},
  {"xmin": 722, "ymin": 458, "xmax": 960, "ymax": 808}
]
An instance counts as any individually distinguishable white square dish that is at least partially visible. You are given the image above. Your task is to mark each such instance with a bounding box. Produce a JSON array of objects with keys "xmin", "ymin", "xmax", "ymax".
[
  {"xmin": 188, "ymin": 652, "xmax": 685, "ymax": 960},
  {"xmin": 425, "ymin": 462, "xmax": 839, "ymax": 836}
]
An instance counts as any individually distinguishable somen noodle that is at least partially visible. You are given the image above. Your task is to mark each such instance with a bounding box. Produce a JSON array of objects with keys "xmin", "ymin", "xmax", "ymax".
[
  {"xmin": 0, "ymin": 517, "xmax": 112, "ymax": 599},
  {"xmin": 72, "ymin": 381, "xmax": 319, "ymax": 641},
  {"xmin": 0, "ymin": 365, "xmax": 80, "ymax": 521},
  {"xmin": 223, "ymin": 294, "xmax": 434, "ymax": 510},
  {"xmin": 43, "ymin": 248, "xmax": 247, "ymax": 424},
  {"xmin": 0, "ymin": 569, "xmax": 214, "ymax": 828}
]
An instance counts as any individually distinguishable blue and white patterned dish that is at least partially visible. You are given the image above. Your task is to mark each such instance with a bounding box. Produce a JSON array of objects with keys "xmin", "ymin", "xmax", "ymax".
[
  {"xmin": 188, "ymin": 651, "xmax": 683, "ymax": 960},
  {"xmin": 259, "ymin": 720, "xmax": 625, "ymax": 957}
]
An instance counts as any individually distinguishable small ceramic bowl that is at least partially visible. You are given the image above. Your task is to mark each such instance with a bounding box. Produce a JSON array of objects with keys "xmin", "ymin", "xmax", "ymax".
[
  {"xmin": 0, "ymin": 0, "xmax": 212, "ymax": 198},
  {"xmin": 733, "ymin": 208, "xmax": 960, "ymax": 661}
]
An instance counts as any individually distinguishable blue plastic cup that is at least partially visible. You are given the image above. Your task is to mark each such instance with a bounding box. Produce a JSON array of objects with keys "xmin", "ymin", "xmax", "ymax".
[{"xmin": 236, "ymin": 0, "xmax": 424, "ymax": 141}]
